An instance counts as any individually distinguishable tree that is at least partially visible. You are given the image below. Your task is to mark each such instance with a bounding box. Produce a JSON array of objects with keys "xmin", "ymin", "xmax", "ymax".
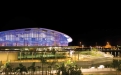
[
  {"xmin": 48, "ymin": 61, "xmax": 57, "ymax": 75},
  {"xmin": 3, "ymin": 61, "xmax": 12, "ymax": 75},
  {"xmin": 14, "ymin": 63, "xmax": 28, "ymax": 75},
  {"xmin": 28, "ymin": 62, "xmax": 36, "ymax": 75},
  {"xmin": 110, "ymin": 59, "xmax": 121, "ymax": 75},
  {"xmin": 117, "ymin": 64, "xmax": 121, "ymax": 75},
  {"xmin": 40, "ymin": 50, "xmax": 47, "ymax": 75},
  {"xmin": 56, "ymin": 62, "xmax": 83, "ymax": 75}
]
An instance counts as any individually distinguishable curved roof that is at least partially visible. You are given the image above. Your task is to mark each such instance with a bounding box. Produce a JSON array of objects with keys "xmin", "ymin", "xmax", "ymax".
[{"xmin": 0, "ymin": 28, "xmax": 73, "ymax": 43}]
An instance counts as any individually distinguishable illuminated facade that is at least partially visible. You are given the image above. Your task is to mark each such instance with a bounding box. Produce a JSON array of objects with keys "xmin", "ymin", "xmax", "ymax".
[{"xmin": 0, "ymin": 28, "xmax": 72, "ymax": 46}]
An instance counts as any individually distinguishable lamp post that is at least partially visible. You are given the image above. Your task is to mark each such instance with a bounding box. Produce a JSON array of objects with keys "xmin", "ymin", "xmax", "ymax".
[
  {"xmin": 6, "ymin": 51, "xmax": 9, "ymax": 62},
  {"xmin": 96, "ymin": 42, "xmax": 97, "ymax": 48},
  {"xmin": 79, "ymin": 42, "xmax": 81, "ymax": 47},
  {"xmin": 78, "ymin": 42, "xmax": 81, "ymax": 61}
]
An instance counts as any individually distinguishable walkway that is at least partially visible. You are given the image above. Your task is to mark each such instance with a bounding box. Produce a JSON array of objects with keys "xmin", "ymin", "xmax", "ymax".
[{"xmin": 0, "ymin": 68, "xmax": 117, "ymax": 75}]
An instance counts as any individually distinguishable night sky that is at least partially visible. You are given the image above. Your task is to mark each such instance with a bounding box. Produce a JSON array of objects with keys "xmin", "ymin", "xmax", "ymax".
[{"xmin": 0, "ymin": 9, "xmax": 120, "ymax": 46}]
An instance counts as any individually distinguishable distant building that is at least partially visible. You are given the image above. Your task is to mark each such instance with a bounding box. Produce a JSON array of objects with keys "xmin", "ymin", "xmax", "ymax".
[{"xmin": 104, "ymin": 42, "xmax": 111, "ymax": 48}]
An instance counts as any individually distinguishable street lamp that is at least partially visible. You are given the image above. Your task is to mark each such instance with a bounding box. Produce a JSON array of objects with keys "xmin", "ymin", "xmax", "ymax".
[{"xmin": 79, "ymin": 42, "xmax": 81, "ymax": 47}]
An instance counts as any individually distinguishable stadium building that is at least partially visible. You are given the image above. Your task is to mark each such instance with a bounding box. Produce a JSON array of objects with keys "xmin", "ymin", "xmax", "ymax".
[{"xmin": 0, "ymin": 28, "xmax": 73, "ymax": 62}]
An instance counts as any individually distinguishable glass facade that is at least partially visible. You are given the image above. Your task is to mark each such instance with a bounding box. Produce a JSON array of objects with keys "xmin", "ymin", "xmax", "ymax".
[{"xmin": 0, "ymin": 28, "xmax": 72, "ymax": 46}]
